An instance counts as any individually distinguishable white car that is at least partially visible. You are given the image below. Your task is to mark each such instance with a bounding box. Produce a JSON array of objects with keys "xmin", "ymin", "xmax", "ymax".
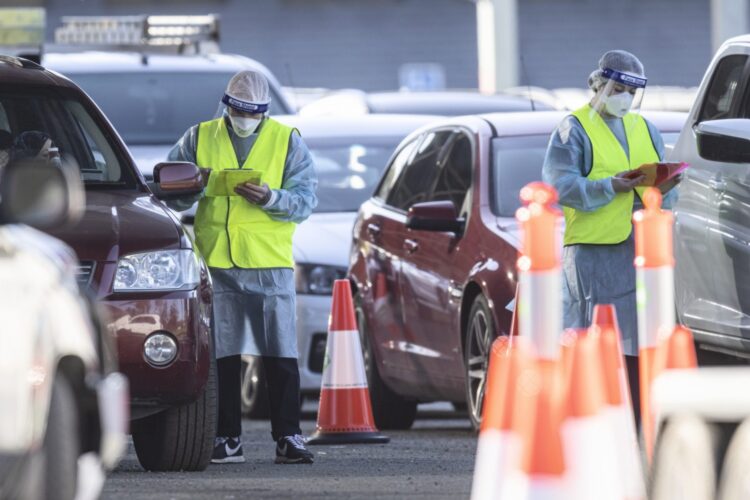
[
  {"xmin": 0, "ymin": 156, "xmax": 128, "ymax": 499},
  {"xmin": 240, "ymin": 114, "xmax": 443, "ymax": 416}
]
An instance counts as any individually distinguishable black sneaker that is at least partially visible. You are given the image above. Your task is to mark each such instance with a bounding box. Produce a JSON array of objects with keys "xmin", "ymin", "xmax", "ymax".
[
  {"xmin": 275, "ymin": 434, "xmax": 314, "ymax": 464},
  {"xmin": 211, "ymin": 437, "xmax": 245, "ymax": 464}
]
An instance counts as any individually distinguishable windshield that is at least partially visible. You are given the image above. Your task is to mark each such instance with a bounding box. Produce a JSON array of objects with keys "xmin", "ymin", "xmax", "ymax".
[
  {"xmin": 306, "ymin": 137, "xmax": 399, "ymax": 212},
  {"xmin": 68, "ymin": 72, "xmax": 286, "ymax": 145},
  {"xmin": 0, "ymin": 85, "xmax": 134, "ymax": 188},
  {"xmin": 491, "ymin": 135, "xmax": 550, "ymax": 217}
]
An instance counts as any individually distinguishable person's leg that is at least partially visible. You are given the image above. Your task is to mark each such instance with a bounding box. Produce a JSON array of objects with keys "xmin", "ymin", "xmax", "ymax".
[
  {"xmin": 625, "ymin": 354, "xmax": 641, "ymax": 432},
  {"xmin": 216, "ymin": 354, "xmax": 242, "ymax": 438},
  {"xmin": 262, "ymin": 356, "xmax": 302, "ymax": 441}
]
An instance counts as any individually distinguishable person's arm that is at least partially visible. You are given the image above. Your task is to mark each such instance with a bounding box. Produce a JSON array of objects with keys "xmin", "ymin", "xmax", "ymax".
[
  {"xmin": 262, "ymin": 132, "xmax": 318, "ymax": 223},
  {"xmin": 163, "ymin": 125, "xmax": 205, "ymax": 211},
  {"xmin": 542, "ymin": 116, "xmax": 623, "ymax": 212}
]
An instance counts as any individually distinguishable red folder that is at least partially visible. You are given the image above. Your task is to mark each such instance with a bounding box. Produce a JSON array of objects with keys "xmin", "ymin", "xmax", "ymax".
[{"xmin": 624, "ymin": 162, "xmax": 689, "ymax": 187}]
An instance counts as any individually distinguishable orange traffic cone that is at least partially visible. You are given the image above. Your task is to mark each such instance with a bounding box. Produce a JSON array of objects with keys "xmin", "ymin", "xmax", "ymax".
[
  {"xmin": 561, "ymin": 330, "xmax": 621, "ymax": 500},
  {"xmin": 471, "ymin": 337, "xmax": 537, "ymax": 500},
  {"xmin": 662, "ymin": 325, "xmax": 697, "ymax": 370},
  {"xmin": 593, "ymin": 304, "xmax": 645, "ymax": 500},
  {"xmin": 307, "ymin": 280, "xmax": 389, "ymax": 445},
  {"xmin": 633, "ymin": 188, "xmax": 676, "ymax": 461}
]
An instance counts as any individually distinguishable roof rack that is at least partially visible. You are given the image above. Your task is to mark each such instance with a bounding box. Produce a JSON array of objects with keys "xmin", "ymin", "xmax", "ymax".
[
  {"xmin": 53, "ymin": 14, "xmax": 220, "ymax": 55},
  {"xmin": 0, "ymin": 8, "xmax": 45, "ymax": 62}
]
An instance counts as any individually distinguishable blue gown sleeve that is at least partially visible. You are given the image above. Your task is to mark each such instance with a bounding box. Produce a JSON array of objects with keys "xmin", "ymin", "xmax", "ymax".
[
  {"xmin": 262, "ymin": 132, "xmax": 319, "ymax": 224},
  {"xmin": 542, "ymin": 116, "xmax": 617, "ymax": 212},
  {"xmin": 163, "ymin": 125, "xmax": 204, "ymax": 212},
  {"xmin": 643, "ymin": 120, "xmax": 678, "ymax": 210}
]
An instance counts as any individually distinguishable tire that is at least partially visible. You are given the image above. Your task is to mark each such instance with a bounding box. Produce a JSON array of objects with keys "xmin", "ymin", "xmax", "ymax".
[
  {"xmin": 464, "ymin": 295, "xmax": 496, "ymax": 431},
  {"xmin": 718, "ymin": 419, "xmax": 750, "ymax": 500},
  {"xmin": 650, "ymin": 415, "xmax": 721, "ymax": 500},
  {"xmin": 44, "ymin": 376, "xmax": 80, "ymax": 500},
  {"xmin": 132, "ymin": 356, "xmax": 217, "ymax": 471},
  {"xmin": 354, "ymin": 292, "xmax": 417, "ymax": 430},
  {"xmin": 241, "ymin": 356, "xmax": 270, "ymax": 419}
]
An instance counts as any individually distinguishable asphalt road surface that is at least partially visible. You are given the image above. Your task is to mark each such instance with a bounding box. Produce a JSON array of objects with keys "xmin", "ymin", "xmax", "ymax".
[{"xmin": 102, "ymin": 405, "xmax": 476, "ymax": 500}]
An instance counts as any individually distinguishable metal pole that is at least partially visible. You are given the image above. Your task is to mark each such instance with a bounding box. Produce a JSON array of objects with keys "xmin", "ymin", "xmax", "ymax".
[
  {"xmin": 476, "ymin": 0, "xmax": 519, "ymax": 93},
  {"xmin": 711, "ymin": 0, "xmax": 748, "ymax": 52}
]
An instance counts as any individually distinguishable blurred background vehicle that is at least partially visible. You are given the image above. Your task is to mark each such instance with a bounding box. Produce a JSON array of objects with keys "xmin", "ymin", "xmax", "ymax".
[
  {"xmin": 43, "ymin": 15, "xmax": 293, "ymax": 181},
  {"xmin": 0, "ymin": 53, "xmax": 216, "ymax": 472},
  {"xmin": 239, "ymin": 113, "xmax": 441, "ymax": 417},
  {"xmin": 298, "ymin": 89, "xmax": 554, "ymax": 117},
  {"xmin": 0, "ymin": 142, "xmax": 127, "ymax": 500},
  {"xmin": 348, "ymin": 109, "xmax": 686, "ymax": 430}
]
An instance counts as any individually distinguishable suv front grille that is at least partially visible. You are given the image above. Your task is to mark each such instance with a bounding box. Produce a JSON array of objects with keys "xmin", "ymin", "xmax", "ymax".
[{"xmin": 76, "ymin": 261, "xmax": 95, "ymax": 288}]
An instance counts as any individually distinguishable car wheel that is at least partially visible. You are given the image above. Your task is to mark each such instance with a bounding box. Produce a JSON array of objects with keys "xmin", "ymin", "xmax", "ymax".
[
  {"xmin": 132, "ymin": 356, "xmax": 217, "ymax": 471},
  {"xmin": 650, "ymin": 415, "xmax": 720, "ymax": 500},
  {"xmin": 45, "ymin": 376, "xmax": 80, "ymax": 500},
  {"xmin": 241, "ymin": 356, "xmax": 270, "ymax": 418},
  {"xmin": 354, "ymin": 292, "xmax": 417, "ymax": 430},
  {"xmin": 464, "ymin": 295, "xmax": 497, "ymax": 431}
]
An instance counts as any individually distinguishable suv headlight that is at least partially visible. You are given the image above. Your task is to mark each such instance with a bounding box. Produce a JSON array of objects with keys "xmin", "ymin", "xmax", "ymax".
[
  {"xmin": 114, "ymin": 250, "xmax": 200, "ymax": 292},
  {"xmin": 295, "ymin": 264, "xmax": 347, "ymax": 295}
]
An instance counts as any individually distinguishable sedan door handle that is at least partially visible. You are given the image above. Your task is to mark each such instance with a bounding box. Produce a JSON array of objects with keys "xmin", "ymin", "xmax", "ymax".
[
  {"xmin": 367, "ymin": 223, "xmax": 381, "ymax": 237},
  {"xmin": 403, "ymin": 239, "xmax": 419, "ymax": 253},
  {"xmin": 708, "ymin": 178, "xmax": 727, "ymax": 191}
]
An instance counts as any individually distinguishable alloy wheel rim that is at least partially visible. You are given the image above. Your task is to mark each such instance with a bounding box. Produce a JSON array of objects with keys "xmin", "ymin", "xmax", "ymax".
[
  {"xmin": 467, "ymin": 308, "xmax": 490, "ymax": 424},
  {"xmin": 241, "ymin": 360, "xmax": 257, "ymax": 408}
]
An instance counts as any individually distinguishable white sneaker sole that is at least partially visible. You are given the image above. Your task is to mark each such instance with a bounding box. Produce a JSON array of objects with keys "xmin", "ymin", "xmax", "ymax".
[{"xmin": 211, "ymin": 456, "xmax": 246, "ymax": 464}]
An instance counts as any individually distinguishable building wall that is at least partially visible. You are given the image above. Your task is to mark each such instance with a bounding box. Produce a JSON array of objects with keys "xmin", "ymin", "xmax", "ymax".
[
  {"xmin": 517, "ymin": 0, "xmax": 714, "ymax": 89},
  {"xmin": 40, "ymin": 0, "xmax": 718, "ymax": 90}
]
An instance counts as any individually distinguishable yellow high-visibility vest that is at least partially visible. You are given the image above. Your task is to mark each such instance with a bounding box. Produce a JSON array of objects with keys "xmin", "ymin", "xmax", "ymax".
[
  {"xmin": 563, "ymin": 104, "xmax": 659, "ymax": 245},
  {"xmin": 194, "ymin": 117, "xmax": 295, "ymax": 268}
]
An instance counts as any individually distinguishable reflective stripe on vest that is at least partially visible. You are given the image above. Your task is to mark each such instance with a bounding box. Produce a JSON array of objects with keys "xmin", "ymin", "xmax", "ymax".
[
  {"xmin": 194, "ymin": 117, "xmax": 295, "ymax": 268},
  {"xmin": 563, "ymin": 105, "xmax": 659, "ymax": 245}
]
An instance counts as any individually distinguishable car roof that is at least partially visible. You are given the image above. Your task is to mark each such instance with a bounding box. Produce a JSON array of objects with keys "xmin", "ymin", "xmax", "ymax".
[
  {"xmin": 478, "ymin": 109, "xmax": 687, "ymax": 138},
  {"xmin": 274, "ymin": 113, "xmax": 444, "ymax": 139},
  {"xmin": 366, "ymin": 91, "xmax": 553, "ymax": 114},
  {"xmin": 42, "ymin": 51, "xmax": 270, "ymax": 74},
  {"xmin": 0, "ymin": 56, "xmax": 76, "ymax": 89}
]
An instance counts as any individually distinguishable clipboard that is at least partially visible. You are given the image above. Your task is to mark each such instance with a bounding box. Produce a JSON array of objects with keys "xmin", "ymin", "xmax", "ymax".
[
  {"xmin": 205, "ymin": 169, "xmax": 262, "ymax": 197},
  {"xmin": 624, "ymin": 162, "xmax": 689, "ymax": 187}
]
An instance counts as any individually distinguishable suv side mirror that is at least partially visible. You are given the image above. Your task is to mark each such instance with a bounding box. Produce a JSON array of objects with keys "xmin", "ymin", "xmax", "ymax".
[
  {"xmin": 406, "ymin": 200, "xmax": 465, "ymax": 234},
  {"xmin": 696, "ymin": 119, "xmax": 750, "ymax": 163},
  {"xmin": 0, "ymin": 159, "xmax": 84, "ymax": 229},
  {"xmin": 152, "ymin": 162, "xmax": 203, "ymax": 199}
]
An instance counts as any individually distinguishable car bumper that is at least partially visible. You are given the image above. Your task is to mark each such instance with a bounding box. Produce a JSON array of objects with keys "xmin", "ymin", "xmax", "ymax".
[
  {"xmin": 296, "ymin": 293, "xmax": 331, "ymax": 394},
  {"xmin": 101, "ymin": 288, "xmax": 212, "ymax": 418}
]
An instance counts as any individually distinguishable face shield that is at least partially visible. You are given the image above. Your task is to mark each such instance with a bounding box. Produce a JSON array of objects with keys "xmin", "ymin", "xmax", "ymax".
[
  {"xmin": 213, "ymin": 70, "xmax": 272, "ymax": 138},
  {"xmin": 589, "ymin": 68, "xmax": 647, "ymax": 120}
]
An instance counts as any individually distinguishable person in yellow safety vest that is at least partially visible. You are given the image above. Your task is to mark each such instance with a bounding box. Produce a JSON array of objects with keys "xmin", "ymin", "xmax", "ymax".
[
  {"xmin": 167, "ymin": 70, "xmax": 317, "ymax": 464},
  {"xmin": 542, "ymin": 50, "xmax": 681, "ymax": 427}
]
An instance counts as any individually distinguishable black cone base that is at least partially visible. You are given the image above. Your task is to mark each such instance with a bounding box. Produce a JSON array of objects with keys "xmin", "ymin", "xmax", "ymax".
[{"xmin": 306, "ymin": 430, "xmax": 390, "ymax": 445}]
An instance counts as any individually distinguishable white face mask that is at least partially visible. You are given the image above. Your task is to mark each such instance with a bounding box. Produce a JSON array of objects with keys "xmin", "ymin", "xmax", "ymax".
[
  {"xmin": 604, "ymin": 92, "xmax": 634, "ymax": 118},
  {"xmin": 227, "ymin": 112, "xmax": 261, "ymax": 138}
]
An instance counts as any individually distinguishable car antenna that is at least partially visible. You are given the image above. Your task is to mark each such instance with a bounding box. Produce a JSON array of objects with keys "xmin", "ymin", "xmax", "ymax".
[
  {"xmin": 520, "ymin": 55, "xmax": 535, "ymax": 112},
  {"xmin": 284, "ymin": 62, "xmax": 299, "ymax": 112}
]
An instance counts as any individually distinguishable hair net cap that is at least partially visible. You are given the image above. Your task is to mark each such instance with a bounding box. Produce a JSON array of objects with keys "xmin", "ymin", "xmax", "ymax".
[
  {"xmin": 226, "ymin": 70, "xmax": 271, "ymax": 105},
  {"xmin": 588, "ymin": 50, "xmax": 646, "ymax": 90}
]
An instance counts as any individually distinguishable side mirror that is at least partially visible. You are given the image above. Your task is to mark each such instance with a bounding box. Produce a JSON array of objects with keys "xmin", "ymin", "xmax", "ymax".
[
  {"xmin": 152, "ymin": 162, "xmax": 203, "ymax": 199},
  {"xmin": 406, "ymin": 200, "xmax": 464, "ymax": 234},
  {"xmin": 696, "ymin": 119, "xmax": 750, "ymax": 163},
  {"xmin": 0, "ymin": 159, "xmax": 84, "ymax": 229}
]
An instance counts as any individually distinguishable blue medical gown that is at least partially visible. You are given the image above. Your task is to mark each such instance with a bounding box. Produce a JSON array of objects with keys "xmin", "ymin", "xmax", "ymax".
[
  {"xmin": 167, "ymin": 118, "xmax": 318, "ymax": 358},
  {"xmin": 541, "ymin": 115, "xmax": 676, "ymax": 356}
]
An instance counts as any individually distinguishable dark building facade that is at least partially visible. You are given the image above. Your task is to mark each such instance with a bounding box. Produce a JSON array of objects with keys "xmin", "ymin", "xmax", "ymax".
[{"xmin": 30, "ymin": 0, "xmax": 720, "ymax": 90}]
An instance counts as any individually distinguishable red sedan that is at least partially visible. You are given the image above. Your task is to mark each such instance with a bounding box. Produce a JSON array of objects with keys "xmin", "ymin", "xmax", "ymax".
[{"xmin": 348, "ymin": 110, "xmax": 686, "ymax": 429}]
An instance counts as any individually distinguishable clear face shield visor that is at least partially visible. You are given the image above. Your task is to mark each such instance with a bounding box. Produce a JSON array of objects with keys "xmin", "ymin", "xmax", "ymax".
[
  {"xmin": 590, "ymin": 68, "xmax": 647, "ymax": 120},
  {"xmin": 213, "ymin": 93, "xmax": 270, "ymax": 137}
]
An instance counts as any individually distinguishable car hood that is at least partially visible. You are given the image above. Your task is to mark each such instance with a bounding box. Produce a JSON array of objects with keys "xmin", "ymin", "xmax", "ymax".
[
  {"xmin": 129, "ymin": 145, "xmax": 173, "ymax": 180},
  {"xmin": 293, "ymin": 212, "xmax": 358, "ymax": 267},
  {"xmin": 47, "ymin": 191, "xmax": 180, "ymax": 262}
]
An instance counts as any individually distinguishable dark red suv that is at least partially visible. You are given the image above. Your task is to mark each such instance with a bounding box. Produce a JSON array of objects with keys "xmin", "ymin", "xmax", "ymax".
[
  {"xmin": 349, "ymin": 110, "xmax": 687, "ymax": 430},
  {"xmin": 0, "ymin": 56, "xmax": 216, "ymax": 471}
]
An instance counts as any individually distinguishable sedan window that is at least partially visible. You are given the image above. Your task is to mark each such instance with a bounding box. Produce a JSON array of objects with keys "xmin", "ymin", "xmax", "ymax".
[
  {"xmin": 386, "ymin": 130, "xmax": 453, "ymax": 211},
  {"xmin": 0, "ymin": 86, "xmax": 134, "ymax": 187},
  {"xmin": 428, "ymin": 133, "xmax": 472, "ymax": 212},
  {"xmin": 491, "ymin": 135, "xmax": 550, "ymax": 217},
  {"xmin": 699, "ymin": 54, "xmax": 748, "ymax": 122}
]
